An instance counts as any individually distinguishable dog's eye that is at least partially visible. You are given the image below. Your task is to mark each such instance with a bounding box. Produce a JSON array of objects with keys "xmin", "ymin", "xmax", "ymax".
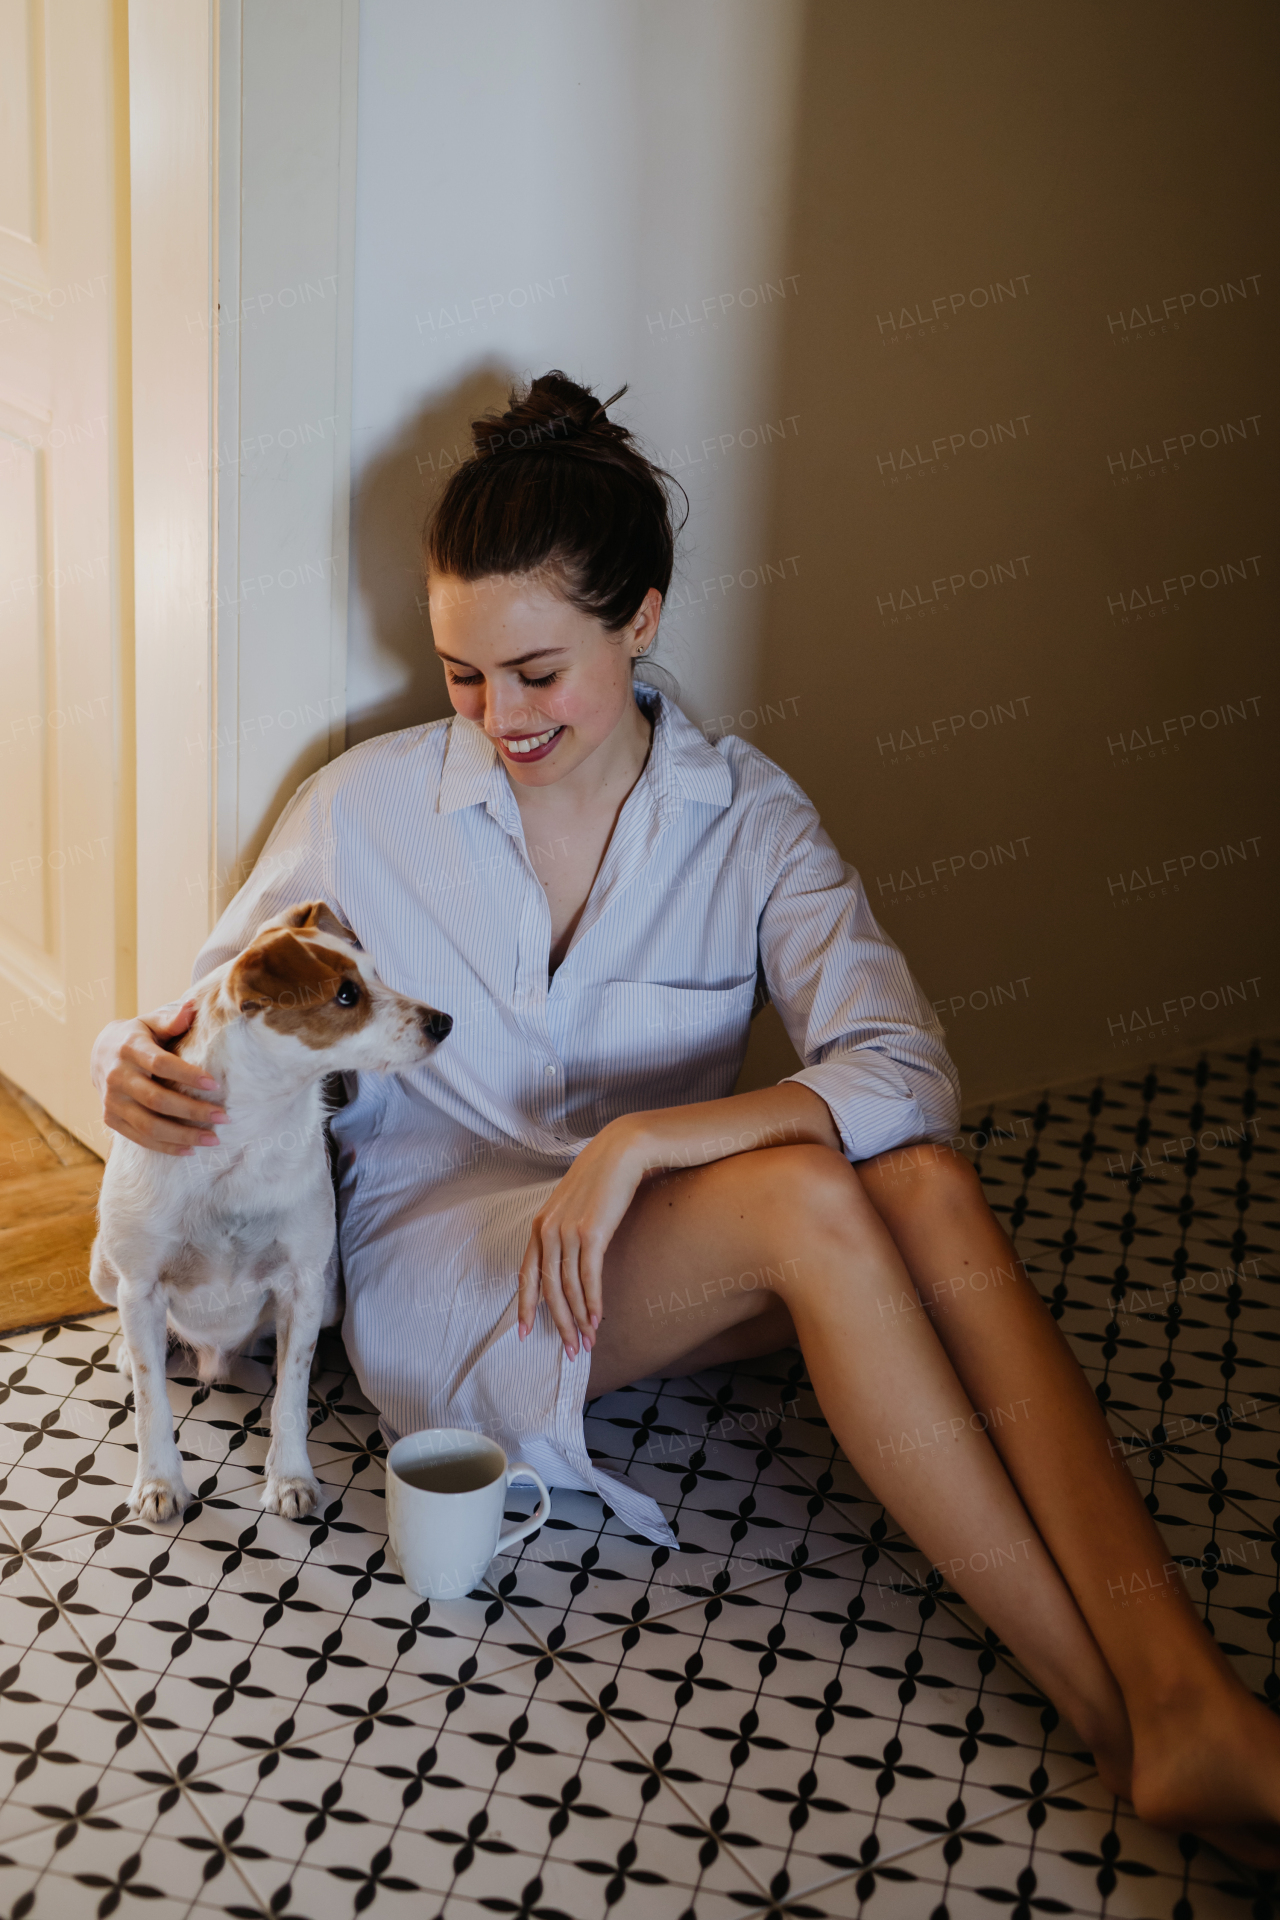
[{"xmin": 335, "ymin": 980, "xmax": 361, "ymax": 1008}]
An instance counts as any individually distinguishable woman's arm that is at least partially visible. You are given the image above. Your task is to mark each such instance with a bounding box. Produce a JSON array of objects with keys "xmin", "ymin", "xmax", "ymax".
[
  {"xmin": 90, "ymin": 768, "xmax": 337, "ymax": 1153},
  {"xmin": 626, "ymin": 1079, "xmax": 841, "ymax": 1169},
  {"xmin": 757, "ymin": 789, "xmax": 961, "ymax": 1161},
  {"xmin": 518, "ymin": 1081, "xmax": 840, "ymax": 1355}
]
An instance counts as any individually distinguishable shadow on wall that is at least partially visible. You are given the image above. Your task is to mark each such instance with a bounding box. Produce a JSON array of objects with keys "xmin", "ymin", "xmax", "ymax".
[
  {"xmin": 347, "ymin": 362, "xmax": 515, "ymax": 747},
  {"xmin": 233, "ymin": 377, "xmax": 498, "ymax": 874}
]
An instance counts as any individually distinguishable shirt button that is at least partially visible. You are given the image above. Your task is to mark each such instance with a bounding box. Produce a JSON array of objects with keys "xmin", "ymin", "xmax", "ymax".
[{"xmin": 544, "ymin": 1063, "xmax": 558, "ymax": 1076}]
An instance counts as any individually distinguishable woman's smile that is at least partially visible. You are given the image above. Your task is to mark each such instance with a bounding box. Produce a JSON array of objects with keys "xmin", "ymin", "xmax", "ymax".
[{"xmin": 496, "ymin": 723, "xmax": 565, "ymax": 760}]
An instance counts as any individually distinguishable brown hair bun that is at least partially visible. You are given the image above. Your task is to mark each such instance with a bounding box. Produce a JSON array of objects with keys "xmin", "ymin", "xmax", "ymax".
[
  {"xmin": 469, "ymin": 370, "xmax": 630, "ymax": 461},
  {"xmin": 425, "ymin": 370, "xmax": 686, "ymax": 635}
]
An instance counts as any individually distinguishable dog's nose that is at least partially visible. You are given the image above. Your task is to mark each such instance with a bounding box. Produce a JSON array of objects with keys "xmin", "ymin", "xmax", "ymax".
[{"xmin": 421, "ymin": 1009, "xmax": 452, "ymax": 1042}]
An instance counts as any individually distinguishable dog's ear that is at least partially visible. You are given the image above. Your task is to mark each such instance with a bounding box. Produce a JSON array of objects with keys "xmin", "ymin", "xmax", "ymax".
[
  {"xmin": 276, "ymin": 900, "xmax": 350, "ymax": 941},
  {"xmin": 229, "ymin": 930, "xmax": 344, "ymax": 1014}
]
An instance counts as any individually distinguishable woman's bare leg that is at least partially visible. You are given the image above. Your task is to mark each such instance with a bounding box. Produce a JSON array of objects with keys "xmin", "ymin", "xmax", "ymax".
[
  {"xmin": 857, "ymin": 1142, "xmax": 1280, "ymax": 1857},
  {"xmin": 588, "ymin": 1143, "xmax": 1132, "ymax": 1787}
]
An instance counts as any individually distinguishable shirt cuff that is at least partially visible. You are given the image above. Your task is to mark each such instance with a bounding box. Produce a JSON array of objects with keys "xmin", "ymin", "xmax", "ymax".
[{"xmin": 781, "ymin": 1054, "xmax": 939, "ymax": 1164}]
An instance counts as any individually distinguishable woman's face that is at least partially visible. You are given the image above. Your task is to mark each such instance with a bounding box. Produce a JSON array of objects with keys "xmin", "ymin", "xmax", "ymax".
[{"xmin": 428, "ymin": 571, "xmax": 660, "ymax": 788}]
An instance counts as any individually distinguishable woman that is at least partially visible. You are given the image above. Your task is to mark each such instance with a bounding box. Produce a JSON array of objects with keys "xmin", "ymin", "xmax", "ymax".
[{"xmin": 93, "ymin": 371, "xmax": 1279, "ymax": 1857}]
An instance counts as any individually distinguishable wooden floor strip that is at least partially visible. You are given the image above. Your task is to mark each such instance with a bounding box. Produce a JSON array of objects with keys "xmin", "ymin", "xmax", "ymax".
[{"xmin": 0, "ymin": 1080, "xmax": 104, "ymax": 1335}]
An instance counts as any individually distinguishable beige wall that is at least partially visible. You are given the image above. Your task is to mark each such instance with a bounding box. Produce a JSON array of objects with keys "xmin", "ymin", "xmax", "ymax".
[
  {"xmin": 347, "ymin": 0, "xmax": 1277, "ymax": 1110},
  {"xmin": 740, "ymin": 0, "xmax": 1277, "ymax": 1105}
]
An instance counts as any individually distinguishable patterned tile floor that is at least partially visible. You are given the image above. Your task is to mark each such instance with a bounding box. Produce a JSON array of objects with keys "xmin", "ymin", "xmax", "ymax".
[{"xmin": 1, "ymin": 1036, "xmax": 1276, "ymax": 1919}]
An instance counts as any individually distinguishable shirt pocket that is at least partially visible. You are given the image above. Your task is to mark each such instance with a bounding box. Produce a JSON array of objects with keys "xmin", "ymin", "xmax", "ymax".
[{"xmin": 582, "ymin": 979, "xmax": 758, "ymax": 1109}]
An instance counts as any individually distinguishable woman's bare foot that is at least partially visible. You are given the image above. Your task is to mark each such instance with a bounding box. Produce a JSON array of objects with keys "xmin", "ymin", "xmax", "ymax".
[
  {"xmin": 1061, "ymin": 1692, "xmax": 1133, "ymax": 1804},
  {"xmin": 1130, "ymin": 1681, "xmax": 1280, "ymax": 1869},
  {"xmin": 1085, "ymin": 1732, "xmax": 1133, "ymax": 1807}
]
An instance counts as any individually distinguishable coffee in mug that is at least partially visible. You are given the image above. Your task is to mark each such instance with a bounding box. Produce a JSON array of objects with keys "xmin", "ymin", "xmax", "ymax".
[{"xmin": 385, "ymin": 1427, "xmax": 551, "ymax": 1600}]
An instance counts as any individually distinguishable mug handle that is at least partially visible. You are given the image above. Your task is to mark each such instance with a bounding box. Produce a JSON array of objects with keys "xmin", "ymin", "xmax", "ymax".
[{"xmin": 496, "ymin": 1462, "xmax": 552, "ymax": 1553}]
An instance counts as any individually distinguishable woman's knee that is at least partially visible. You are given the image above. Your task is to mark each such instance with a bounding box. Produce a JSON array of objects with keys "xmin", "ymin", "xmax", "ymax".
[
  {"xmin": 857, "ymin": 1140, "xmax": 983, "ymax": 1222},
  {"xmin": 747, "ymin": 1142, "xmax": 879, "ymax": 1241}
]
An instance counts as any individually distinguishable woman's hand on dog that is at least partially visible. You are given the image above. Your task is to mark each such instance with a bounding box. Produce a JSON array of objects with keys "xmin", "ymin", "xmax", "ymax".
[
  {"xmin": 518, "ymin": 1118, "xmax": 648, "ymax": 1359},
  {"xmin": 92, "ymin": 1003, "xmax": 227, "ymax": 1155}
]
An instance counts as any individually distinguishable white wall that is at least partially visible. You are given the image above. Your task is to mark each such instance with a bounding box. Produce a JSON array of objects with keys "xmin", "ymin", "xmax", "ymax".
[
  {"xmin": 345, "ymin": 0, "xmax": 804, "ymax": 745},
  {"xmin": 213, "ymin": 0, "xmax": 357, "ymax": 910}
]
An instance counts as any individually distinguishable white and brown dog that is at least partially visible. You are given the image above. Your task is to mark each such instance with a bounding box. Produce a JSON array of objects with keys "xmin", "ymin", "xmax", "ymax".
[{"xmin": 91, "ymin": 902, "xmax": 451, "ymax": 1524}]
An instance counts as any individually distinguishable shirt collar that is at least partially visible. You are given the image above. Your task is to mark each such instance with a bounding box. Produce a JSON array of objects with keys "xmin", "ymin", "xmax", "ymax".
[
  {"xmin": 436, "ymin": 688, "xmax": 733, "ymax": 821},
  {"xmin": 637, "ymin": 685, "xmax": 733, "ymax": 816},
  {"xmin": 437, "ymin": 713, "xmax": 511, "ymax": 818}
]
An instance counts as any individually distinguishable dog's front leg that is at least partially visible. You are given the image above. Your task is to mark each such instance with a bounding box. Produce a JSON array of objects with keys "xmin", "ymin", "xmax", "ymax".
[
  {"xmin": 263, "ymin": 1272, "xmax": 325, "ymax": 1520},
  {"xmin": 118, "ymin": 1279, "xmax": 188, "ymax": 1523}
]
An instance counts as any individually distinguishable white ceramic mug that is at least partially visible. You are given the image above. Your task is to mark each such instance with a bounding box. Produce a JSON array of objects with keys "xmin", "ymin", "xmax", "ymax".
[{"xmin": 385, "ymin": 1427, "xmax": 552, "ymax": 1600}]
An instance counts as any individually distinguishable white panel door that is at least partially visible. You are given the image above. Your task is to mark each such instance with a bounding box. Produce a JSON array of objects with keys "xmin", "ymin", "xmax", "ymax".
[{"xmin": 0, "ymin": 0, "xmax": 130, "ymax": 1148}]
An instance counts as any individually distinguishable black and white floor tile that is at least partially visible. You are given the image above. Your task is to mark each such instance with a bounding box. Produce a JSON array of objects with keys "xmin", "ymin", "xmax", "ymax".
[{"xmin": 1, "ymin": 1036, "xmax": 1276, "ymax": 1918}]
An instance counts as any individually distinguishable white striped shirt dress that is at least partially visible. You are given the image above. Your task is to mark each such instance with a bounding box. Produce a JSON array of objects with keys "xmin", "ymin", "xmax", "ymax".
[{"xmin": 191, "ymin": 687, "xmax": 961, "ymax": 1545}]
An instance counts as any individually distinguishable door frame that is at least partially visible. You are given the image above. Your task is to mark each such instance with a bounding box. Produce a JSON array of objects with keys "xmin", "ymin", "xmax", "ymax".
[{"xmin": 129, "ymin": 0, "xmax": 357, "ymax": 1013}]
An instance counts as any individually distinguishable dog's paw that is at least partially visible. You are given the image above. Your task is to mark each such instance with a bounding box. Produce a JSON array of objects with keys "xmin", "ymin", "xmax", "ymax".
[
  {"xmin": 129, "ymin": 1473, "xmax": 188, "ymax": 1524},
  {"xmin": 263, "ymin": 1474, "xmax": 320, "ymax": 1521},
  {"xmin": 116, "ymin": 1344, "xmax": 133, "ymax": 1383}
]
